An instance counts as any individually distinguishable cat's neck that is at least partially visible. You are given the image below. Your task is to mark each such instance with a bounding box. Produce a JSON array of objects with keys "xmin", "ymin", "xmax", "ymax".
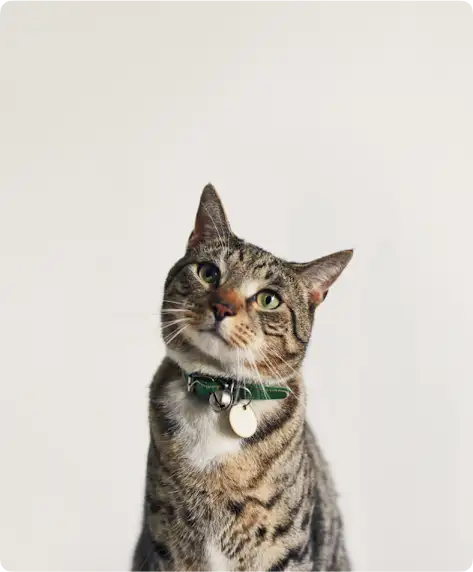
[{"xmin": 152, "ymin": 352, "xmax": 305, "ymax": 470}]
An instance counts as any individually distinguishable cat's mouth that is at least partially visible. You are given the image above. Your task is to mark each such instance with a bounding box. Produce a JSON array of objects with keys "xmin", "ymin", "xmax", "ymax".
[{"xmin": 197, "ymin": 324, "xmax": 231, "ymax": 346}]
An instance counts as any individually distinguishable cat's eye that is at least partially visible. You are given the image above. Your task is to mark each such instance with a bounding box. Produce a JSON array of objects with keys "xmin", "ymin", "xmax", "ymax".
[
  {"xmin": 197, "ymin": 263, "xmax": 220, "ymax": 286},
  {"xmin": 256, "ymin": 290, "xmax": 281, "ymax": 310}
]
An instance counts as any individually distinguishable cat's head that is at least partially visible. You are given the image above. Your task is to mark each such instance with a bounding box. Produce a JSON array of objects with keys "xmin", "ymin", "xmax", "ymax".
[{"xmin": 162, "ymin": 184, "xmax": 352, "ymax": 383}]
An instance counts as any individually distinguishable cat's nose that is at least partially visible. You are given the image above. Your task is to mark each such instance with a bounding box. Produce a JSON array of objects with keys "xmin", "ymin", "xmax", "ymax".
[{"xmin": 211, "ymin": 301, "xmax": 236, "ymax": 322}]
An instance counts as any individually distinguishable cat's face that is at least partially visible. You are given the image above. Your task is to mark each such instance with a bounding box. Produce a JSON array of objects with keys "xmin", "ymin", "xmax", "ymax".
[{"xmin": 162, "ymin": 184, "xmax": 352, "ymax": 382}]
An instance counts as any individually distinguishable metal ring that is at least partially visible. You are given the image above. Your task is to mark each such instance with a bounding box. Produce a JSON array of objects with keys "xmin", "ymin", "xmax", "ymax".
[
  {"xmin": 187, "ymin": 379, "xmax": 201, "ymax": 392},
  {"xmin": 237, "ymin": 385, "xmax": 252, "ymax": 408},
  {"xmin": 186, "ymin": 372, "xmax": 216, "ymax": 392}
]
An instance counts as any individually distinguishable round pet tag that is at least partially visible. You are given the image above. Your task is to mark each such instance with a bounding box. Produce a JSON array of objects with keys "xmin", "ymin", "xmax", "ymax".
[{"xmin": 229, "ymin": 403, "xmax": 258, "ymax": 438}]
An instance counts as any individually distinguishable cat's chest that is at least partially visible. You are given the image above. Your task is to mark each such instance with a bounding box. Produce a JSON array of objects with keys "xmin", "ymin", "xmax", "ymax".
[
  {"xmin": 165, "ymin": 377, "xmax": 276, "ymax": 468},
  {"xmin": 178, "ymin": 404, "xmax": 242, "ymax": 468}
]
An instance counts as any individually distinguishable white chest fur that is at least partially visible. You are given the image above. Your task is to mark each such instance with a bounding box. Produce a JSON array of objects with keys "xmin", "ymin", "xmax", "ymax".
[
  {"xmin": 207, "ymin": 543, "xmax": 232, "ymax": 572},
  {"xmin": 164, "ymin": 378, "xmax": 242, "ymax": 468}
]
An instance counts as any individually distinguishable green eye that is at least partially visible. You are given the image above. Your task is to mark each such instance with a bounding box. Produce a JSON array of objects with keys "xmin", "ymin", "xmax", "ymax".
[
  {"xmin": 197, "ymin": 263, "xmax": 220, "ymax": 286},
  {"xmin": 256, "ymin": 290, "xmax": 281, "ymax": 310}
]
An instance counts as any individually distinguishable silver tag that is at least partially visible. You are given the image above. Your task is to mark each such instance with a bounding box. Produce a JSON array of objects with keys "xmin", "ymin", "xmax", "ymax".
[{"xmin": 209, "ymin": 390, "xmax": 233, "ymax": 412}]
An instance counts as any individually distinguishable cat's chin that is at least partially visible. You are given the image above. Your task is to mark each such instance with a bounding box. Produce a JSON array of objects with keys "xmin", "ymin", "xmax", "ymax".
[
  {"xmin": 166, "ymin": 328, "xmax": 260, "ymax": 380},
  {"xmin": 187, "ymin": 327, "xmax": 241, "ymax": 362}
]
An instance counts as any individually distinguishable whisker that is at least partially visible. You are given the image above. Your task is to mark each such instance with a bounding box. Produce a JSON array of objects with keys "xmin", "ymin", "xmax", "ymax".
[
  {"xmin": 236, "ymin": 348, "xmax": 241, "ymax": 383},
  {"xmin": 247, "ymin": 353, "xmax": 269, "ymax": 400},
  {"xmin": 259, "ymin": 349, "xmax": 302, "ymax": 402},
  {"xmin": 160, "ymin": 309, "xmax": 192, "ymax": 314},
  {"xmin": 163, "ymin": 324, "xmax": 189, "ymax": 345},
  {"xmin": 162, "ymin": 299, "xmax": 189, "ymax": 307},
  {"xmin": 236, "ymin": 348, "xmax": 249, "ymax": 398},
  {"xmin": 161, "ymin": 318, "xmax": 190, "ymax": 330},
  {"xmin": 264, "ymin": 356, "xmax": 303, "ymax": 401},
  {"xmin": 266, "ymin": 345, "xmax": 300, "ymax": 378},
  {"xmin": 260, "ymin": 354, "xmax": 289, "ymax": 387},
  {"xmin": 260, "ymin": 353, "xmax": 283, "ymax": 382}
]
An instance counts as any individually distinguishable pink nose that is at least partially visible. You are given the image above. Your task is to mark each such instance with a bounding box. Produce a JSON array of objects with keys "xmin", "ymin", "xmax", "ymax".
[{"xmin": 212, "ymin": 302, "xmax": 236, "ymax": 321}]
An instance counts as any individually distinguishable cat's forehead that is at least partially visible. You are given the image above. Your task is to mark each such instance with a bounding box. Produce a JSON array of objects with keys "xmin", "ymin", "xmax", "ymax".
[{"xmin": 211, "ymin": 241, "xmax": 286, "ymax": 276}]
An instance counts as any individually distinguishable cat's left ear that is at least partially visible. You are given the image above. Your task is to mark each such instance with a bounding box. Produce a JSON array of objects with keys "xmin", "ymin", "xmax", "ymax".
[
  {"xmin": 187, "ymin": 183, "xmax": 232, "ymax": 248},
  {"xmin": 291, "ymin": 249, "xmax": 354, "ymax": 304}
]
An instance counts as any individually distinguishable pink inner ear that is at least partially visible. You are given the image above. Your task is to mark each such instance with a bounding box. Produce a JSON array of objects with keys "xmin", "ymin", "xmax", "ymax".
[
  {"xmin": 310, "ymin": 290, "xmax": 323, "ymax": 304},
  {"xmin": 310, "ymin": 289, "xmax": 329, "ymax": 303},
  {"xmin": 188, "ymin": 219, "xmax": 205, "ymax": 248},
  {"xmin": 187, "ymin": 231, "xmax": 197, "ymax": 248}
]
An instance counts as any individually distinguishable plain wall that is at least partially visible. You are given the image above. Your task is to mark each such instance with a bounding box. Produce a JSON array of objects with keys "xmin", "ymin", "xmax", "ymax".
[{"xmin": 0, "ymin": 2, "xmax": 472, "ymax": 571}]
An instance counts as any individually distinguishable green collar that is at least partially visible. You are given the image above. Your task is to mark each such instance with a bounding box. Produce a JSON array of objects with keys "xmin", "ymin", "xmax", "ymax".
[{"xmin": 184, "ymin": 372, "xmax": 290, "ymax": 402}]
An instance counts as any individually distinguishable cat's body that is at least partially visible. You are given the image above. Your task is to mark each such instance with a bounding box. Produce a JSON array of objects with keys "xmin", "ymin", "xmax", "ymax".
[{"xmin": 132, "ymin": 185, "xmax": 352, "ymax": 571}]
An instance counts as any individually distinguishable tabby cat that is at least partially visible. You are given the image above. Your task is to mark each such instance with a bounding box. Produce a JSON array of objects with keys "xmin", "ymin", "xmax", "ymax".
[{"xmin": 132, "ymin": 184, "xmax": 353, "ymax": 571}]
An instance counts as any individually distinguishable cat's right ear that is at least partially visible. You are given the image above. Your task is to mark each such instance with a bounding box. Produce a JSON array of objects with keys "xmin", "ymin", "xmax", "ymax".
[
  {"xmin": 187, "ymin": 184, "xmax": 232, "ymax": 249},
  {"xmin": 291, "ymin": 249, "xmax": 354, "ymax": 304}
]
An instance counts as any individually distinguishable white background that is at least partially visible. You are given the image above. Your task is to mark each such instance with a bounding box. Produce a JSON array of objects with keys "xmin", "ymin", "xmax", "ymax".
[{"xmin": 1, "ymin": 2, "xmax": 472, "ymax": 571}]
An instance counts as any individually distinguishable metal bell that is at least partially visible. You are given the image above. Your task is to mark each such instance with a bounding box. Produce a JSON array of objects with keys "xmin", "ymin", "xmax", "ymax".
[{"xmin": 209, "ymin": 390, "xmax": 233, "ymax": 412}]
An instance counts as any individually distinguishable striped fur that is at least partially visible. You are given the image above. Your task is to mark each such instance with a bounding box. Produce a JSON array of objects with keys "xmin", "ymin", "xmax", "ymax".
[{"xmin": 132, "ymin": 184, "xmax": 352, "ymax": 571}]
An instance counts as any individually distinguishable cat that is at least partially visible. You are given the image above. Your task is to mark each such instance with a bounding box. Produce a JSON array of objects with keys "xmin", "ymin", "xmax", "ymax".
[{"xmin": 132, "ymin": 184, "xmax": 353, "ymax": 571}]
